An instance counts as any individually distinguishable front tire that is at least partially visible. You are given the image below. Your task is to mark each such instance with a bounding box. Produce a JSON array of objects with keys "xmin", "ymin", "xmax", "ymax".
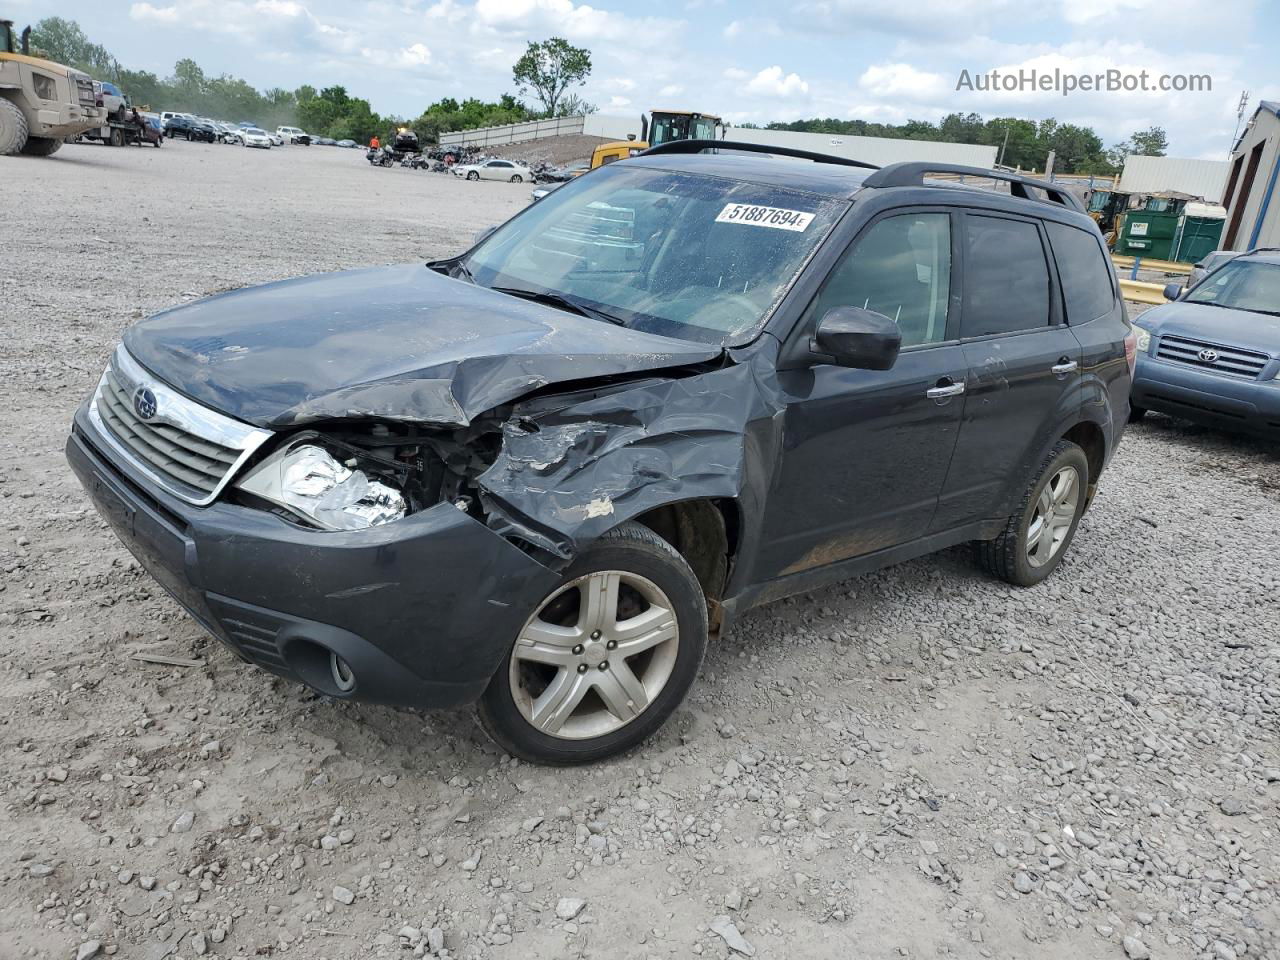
[
  {"xmin": 975, "ymin": 440, "xmax": 1089, "ymax": 587},
  {"xmin": 0, "ymin": 99, "xmax": 30, "ymax": 156},
  {"xmin": 476, "ymin": 522, "xmax": 708, "ymax": 764},
  {"xmin": 510, "ymin": 174, "xmax": 523, "ymax": 183},
  {"xmin": 1129, "ymin": 404, "xmax": 1147, "ymax": 423},
  {"xmin": 21, "ymin": 135, "xmax": 62, "ymax": 156},
  {"xmin": 467, "ymin": 170, "xmax": 479, "ymax": 180}
]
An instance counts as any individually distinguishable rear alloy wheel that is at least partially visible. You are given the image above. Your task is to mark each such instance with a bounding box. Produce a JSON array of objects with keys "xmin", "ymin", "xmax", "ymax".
[
  {"xmin": 477, "ymin": 522, "xmax": 707, "ymax": 764},
  {"xmin": 975, "ymin": 440, "xmax": 1089, "ymax": 587},
  {"xmin": 0, "ymin": 99, "xmax": 31, "ymax": 156}
]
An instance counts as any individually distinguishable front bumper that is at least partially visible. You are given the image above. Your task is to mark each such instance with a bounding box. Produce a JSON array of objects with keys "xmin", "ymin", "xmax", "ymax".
[
  {"xmin": 1133, "ymin": 356, "xmax": 1280, "ymax": 436},
  {"xmin": 67, "ymin": 406, "xmax": 559, "ymax": 709}
]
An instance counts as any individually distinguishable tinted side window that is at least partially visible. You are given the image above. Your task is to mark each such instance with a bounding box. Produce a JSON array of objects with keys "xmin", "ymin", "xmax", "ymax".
[
  {"xmin": 962, "ymin": 215, "xmax": 1050, "ymax": 337},
  {"xmin": 1046, "ymin": 222, "xmax": 1115, "ymax": 323},
  {"xmin": 807, "ymin": 212, "xmax": 952, "ymax": 347}
]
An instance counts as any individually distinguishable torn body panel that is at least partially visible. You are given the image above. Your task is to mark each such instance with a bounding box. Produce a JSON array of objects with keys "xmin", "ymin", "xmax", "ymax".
[{"xmin": 471, "ymin": 354, "xmax": 786, "ymax": 571}]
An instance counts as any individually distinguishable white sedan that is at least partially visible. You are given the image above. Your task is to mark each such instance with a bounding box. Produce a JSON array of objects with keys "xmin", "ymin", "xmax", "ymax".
[
  {"xmin": 453, "ymin": 159, "xmax": 533, "ymax": 183},
  {"xmin": 241, "ymin": 127, "xmax": 273, "ymax": 149}
]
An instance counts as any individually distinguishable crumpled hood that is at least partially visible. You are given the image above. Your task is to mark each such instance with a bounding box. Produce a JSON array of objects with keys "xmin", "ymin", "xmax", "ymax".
[
  {"xmin": 123, "ymin": 264, "xmax": 722, "ymax": 428},
  {"xmin": 1138, "ymin": 301, "xmax": 1280, "ymax": 355}
]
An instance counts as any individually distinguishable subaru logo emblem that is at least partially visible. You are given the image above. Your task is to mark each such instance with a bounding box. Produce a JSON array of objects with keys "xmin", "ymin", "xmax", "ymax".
[
  {"xmin": 1197, "ymin": 348, "xmax": 1218, "ymax": 363},
  {"xmin": 133, "ymin": 386, "xmax": 157, "ymax": 420}
]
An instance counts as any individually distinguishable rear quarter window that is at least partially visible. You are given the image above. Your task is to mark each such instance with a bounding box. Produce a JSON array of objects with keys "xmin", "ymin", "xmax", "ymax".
[{"xmin": 1046, "ymin": 222, "xmax": 1116, "ymax": 323}]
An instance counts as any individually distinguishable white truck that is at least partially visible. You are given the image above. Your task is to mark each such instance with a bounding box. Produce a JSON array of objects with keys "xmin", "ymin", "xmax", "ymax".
[{"xmin": 276, "ymin": 125, "xmax": 310, "ymax": 145}]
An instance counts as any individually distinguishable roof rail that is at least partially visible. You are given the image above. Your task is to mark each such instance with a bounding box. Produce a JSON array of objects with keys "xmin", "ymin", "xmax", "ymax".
[
  {"xmin": 639, "ymin": 139, "xmax": 880, "ymax": 171},
  {"xmin": 862, "ymin": 162, "xmax": 1086, "ymax": 213}
]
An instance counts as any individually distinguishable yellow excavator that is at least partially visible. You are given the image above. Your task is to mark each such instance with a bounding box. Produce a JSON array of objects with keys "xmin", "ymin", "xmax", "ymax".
[{"xmin": 588, "ymin": 109, "xmax": 724, "ymax": 168}]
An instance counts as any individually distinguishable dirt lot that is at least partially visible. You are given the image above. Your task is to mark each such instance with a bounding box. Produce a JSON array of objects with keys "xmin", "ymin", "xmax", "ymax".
[{"xmin": 2, "ymin": 140, "xmax": 1278, "ymax": 960}]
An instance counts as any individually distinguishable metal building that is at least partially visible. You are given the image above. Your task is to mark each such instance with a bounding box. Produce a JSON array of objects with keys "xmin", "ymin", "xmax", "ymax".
[
  {"xmin": 1117, "ymin": 155, "xmax": 1230, "ymax": 203},
  {"xmin": 1222, "ymin": 100, "xmax": 1280, "ymax": 251}
]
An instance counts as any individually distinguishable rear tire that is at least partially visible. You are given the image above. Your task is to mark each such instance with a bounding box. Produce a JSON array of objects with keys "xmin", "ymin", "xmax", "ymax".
[
  {"xmin": 109, "ymin": 127, "xmax": 126, "ymax": 148},
  {"xmin": 0, "ymin": 98, "xmax": 30, "ymax": 156},
  {"xmin": 975, "ymin": 440, "xmax": 1089, "ymax": 587},
  {"xmin": 21, "ymin": 135, "xmax": 62, "ymax": 157},
  {"xmin": 476, "ymin": 521, "xmax": 708, "ymax": 764}
]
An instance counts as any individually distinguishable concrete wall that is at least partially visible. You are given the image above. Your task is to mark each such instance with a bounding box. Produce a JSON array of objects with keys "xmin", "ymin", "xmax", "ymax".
[
  {"xmin": 725, "ymin": 127, "xmax": 997, "ymax": 168},
  {"xmin": 439, "ymin": 116, "xmax": 585, "ymax": 148},
  {"xmin": 1118, "ymin": 155, "xmax": 1231, "ymax": 203},
  {"xmin": 1222, "ymin": 106, "xmax": 1280, "ymax": 251}
]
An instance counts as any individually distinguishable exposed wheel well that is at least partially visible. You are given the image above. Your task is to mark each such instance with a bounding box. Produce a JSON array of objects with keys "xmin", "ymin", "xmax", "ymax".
[
  {"xmin": 632, "ymin": 499, "xmax": 739, "ymax": 607},
  {"xmin": 1062, "ymin": 420, "xmax": 1106, "ymax": 501}
]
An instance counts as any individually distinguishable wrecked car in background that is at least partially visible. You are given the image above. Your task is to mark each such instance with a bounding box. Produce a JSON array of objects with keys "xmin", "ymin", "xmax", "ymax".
[{"xmin": 67, "ymin": 141, "xmax": 1132, "ymax": 764}]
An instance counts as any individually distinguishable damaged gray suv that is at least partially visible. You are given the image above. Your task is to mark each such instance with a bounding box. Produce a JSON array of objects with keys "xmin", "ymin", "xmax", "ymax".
[{"xmin": 67, "ymin": 141, "xmax": 1133, "ymax": 763}]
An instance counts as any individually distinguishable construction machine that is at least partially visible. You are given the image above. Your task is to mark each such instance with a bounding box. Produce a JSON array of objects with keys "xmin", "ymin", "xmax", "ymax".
[
  {"xmin": 1, "ymin": 18, "xmax": 106, "ymax": 156},
  {"xmin": 587, "ymin": 109, "xmax": 724, "ymax": 168}
]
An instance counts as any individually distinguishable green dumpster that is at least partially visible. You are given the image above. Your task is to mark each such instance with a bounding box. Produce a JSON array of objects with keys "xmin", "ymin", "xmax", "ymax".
[{"xmin": 1117, "ymin": 211, "xmax": 1179, "ymax": 260}]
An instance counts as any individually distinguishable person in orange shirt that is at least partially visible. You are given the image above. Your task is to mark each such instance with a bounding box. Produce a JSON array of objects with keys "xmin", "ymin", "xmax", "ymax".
[{"xmin": 370, "ymin": 135, "xmax": 380, "ymax": 149}]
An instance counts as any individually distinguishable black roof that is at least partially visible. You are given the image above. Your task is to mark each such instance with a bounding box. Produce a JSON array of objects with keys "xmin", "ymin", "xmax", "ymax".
[
  {"xmin": 628, "ymin": 147, "xmax": 1087, "ymax": 218},
  {"xmin": 628, "ymin": 152, "xmax": 875, "ymax": 199}
]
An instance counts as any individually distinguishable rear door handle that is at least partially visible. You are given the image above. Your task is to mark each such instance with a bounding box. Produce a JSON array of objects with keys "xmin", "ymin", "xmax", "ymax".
[
  {"xmin": 1052, "ymin": 359, "xmax": 1079, "ymax": 376},
  {"xmin": 926, "ymin": 379, "xmax": 966, "ymax": 400}
]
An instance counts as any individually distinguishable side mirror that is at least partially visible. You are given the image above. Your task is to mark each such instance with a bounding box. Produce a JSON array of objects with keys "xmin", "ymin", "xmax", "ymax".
[
  {"xmin": 812, "ymin": 306, "xmax": 901, "ymax": 370},
  {"xmin": 1163, "ymin": 282, "xmax": 1183, "ymax": 301}
]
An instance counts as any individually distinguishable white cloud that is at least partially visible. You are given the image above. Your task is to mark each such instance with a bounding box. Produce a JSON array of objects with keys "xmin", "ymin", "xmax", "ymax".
[
  {"xmin": 397, "ymin": 42, "xmax": 431, "ymax": 67},
  {"xmin": 659, "ymin": 83, "xmax": 684, "ymax": 97},
  {"xmin": 858, "ymin": 62, "xmax": 948, "ymax": 99},
  {"xmin": 608, "ymin": 95, "xmax": 631, "ymax": 108},
  {"xmin": 745, "ymin": 66, "xmax": 809, "ymax": 99},
  {"xmin": 130, "ymin": 2, "xmax": 180, "ymax": 22},
  {"xmin": 724, "ymin": 19, "xmax": 742, "ymax": 38}
]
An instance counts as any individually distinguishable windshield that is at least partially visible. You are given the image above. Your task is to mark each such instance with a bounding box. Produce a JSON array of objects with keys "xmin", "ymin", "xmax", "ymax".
[
  {"xmin": 1184, "ymin": 259, "xmax": 1280, "ymax": 315},
  {"xmin": 464, "ymin": 164, "xmax": 845, "ymax": 345}
]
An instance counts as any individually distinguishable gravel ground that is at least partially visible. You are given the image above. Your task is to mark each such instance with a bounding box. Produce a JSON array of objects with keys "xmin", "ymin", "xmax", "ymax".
[{"xmin": 2, "ymin": 141, "xmax": 1278, "ymax": 960}]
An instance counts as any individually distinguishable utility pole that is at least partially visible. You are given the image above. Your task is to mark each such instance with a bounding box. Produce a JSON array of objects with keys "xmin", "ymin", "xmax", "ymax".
[
  {"xmin": 1044, "ymin": 149, "xmax": 1056, "ymax": 181},
  {"xmin": 997, "ymin": 125, "xmax": 1010, "ymax": 167}
]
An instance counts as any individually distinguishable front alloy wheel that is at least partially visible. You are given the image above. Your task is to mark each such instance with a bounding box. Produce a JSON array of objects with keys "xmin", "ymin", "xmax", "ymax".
[
  {"xmin": 477, "ymin": 522, "xmax": 707, "ymax": 764},
  {"xmin": 510, "ymin": 570, "xmax": 679, "ymax": 739}
]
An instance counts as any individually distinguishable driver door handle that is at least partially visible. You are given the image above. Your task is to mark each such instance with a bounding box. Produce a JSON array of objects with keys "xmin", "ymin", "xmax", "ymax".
[
  {"xmin": 926, "ymin": 379, "xmax": 966, "ymax": 400},
  {"xmin": 1052, "ymin": 358, "xmax": 1079, "ymax": 376}
]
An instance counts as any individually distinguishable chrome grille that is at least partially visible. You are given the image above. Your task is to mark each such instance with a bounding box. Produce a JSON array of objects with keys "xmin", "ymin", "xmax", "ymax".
[
  {"xmin": 97, "ymin": 369, "xmax": 238, "ymax": 493},
  {"xmin": 88, "ymin": 346, "xmax": 272, "ymax": 505},
  {"xmin": 1156, "ymin": 335, "xmax": 1270, "ymax": 379}
]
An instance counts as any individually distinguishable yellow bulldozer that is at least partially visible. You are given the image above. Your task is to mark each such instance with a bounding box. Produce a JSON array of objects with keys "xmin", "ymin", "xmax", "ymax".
[{"xmin": 1, "ymin": 18, "xmax": 106, "ymax": 156}]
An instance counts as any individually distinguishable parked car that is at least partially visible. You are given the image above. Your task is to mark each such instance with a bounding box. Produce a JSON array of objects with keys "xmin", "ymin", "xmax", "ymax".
[
  {"xmin": 277, "ymin": 125, "xmax": 310, "ymax": 145},
  {"xmin": 163, "ymin": 115, "xmax": 215, "ymax": 142},
  {"xmin": 217, "ymin": 122, "xmax": 242, "ymax": 144},
  {"xmin": 66, "ymin": 145, "xmax": 1131, "ymax": 764},
  {"xmin": 137, "ymin": 115, "xmax": 163, "ymax": 147},
  {"xmin": 336, "ymin": 139, "xmax": 356, "ymax": 148},
  {"xmin": 241, "ymin": 127, "xmax": 272, "ymax": 149},
  {"xmin": 1186, "ymin": 249, "xmax": 1242, "ymax": 289},
  {"xmin": 454, "ymin": 158, "xmax": 533, "ymax": 182},
  {"xmin": 1131, "ymin": 248, "xmax": 1280, "ymax": 436},
  {"xmin": 268, "ymin": 131, "xmax": 284, "ymax": 146}
]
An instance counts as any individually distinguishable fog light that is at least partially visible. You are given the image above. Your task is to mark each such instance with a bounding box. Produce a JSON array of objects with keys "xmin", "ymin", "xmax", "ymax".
[{"xmin": 330, "ymin": 652, "xmax": 356, "ymax": 693}]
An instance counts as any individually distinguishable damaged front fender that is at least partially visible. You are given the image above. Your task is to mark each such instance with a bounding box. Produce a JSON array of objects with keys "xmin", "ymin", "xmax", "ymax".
[{"xmin": 474, "ymin": 354, "xmax": 785, "ymax": 564}]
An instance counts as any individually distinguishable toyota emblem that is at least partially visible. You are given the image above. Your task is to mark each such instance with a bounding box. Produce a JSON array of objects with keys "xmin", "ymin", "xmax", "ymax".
[
  {"xmin": 133, "ymin": 386, "xmax": 157, "ymax": 420},
  {"xmin": 1197, "ymin": 348, "xmax": 1219, "ymax": 363}
]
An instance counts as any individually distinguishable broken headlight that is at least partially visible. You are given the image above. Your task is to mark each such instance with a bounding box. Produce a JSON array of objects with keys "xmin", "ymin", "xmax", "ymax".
[{"xmin": 236, "ymin": 443, "xmax": 407, "ymax": 530}]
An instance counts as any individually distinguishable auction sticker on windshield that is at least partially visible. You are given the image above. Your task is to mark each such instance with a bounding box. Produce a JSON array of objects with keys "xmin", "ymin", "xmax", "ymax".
[{"xmin": 715, "ymin": 203, "xmax": 815, "ymax": 232}]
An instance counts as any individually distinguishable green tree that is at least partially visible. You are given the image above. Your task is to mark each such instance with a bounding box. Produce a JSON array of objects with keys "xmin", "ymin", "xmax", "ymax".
[
  {"xmin": 512, "ymin": 38, "xmax": 591, "ymax": 116},
  {"xmin": 1128, "ymin": 126, "xmax": 1168, "ymax": 156}
]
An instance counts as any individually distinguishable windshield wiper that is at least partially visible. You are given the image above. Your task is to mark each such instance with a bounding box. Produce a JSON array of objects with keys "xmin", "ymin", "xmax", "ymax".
[{"xmin": 490, "ymin": 286, "xmax": 627, "ymax": 326}]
